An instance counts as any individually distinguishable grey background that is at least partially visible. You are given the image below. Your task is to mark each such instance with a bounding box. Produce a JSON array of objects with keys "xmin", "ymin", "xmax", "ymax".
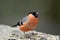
[{"xmin": 0, "ymin": 0, "xmax": 60, "ymax": 35}]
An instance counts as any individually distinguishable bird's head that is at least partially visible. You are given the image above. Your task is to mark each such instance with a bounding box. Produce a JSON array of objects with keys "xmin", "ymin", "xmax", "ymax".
[{"xmin": 28, "ymin": 12, "xmax": 38, "ymax": 18}]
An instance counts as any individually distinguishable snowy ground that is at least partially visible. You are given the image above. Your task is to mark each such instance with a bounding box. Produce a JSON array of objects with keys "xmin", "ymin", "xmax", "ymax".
[{"xmin": 0, "ymin": 24, "xmax": 60, "ymax": 40}]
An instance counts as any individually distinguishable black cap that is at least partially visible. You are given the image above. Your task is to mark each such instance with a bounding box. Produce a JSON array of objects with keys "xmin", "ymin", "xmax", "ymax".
[{"xmin": 28, "ymin": 12, "xmax": 38, "ymax": 18}]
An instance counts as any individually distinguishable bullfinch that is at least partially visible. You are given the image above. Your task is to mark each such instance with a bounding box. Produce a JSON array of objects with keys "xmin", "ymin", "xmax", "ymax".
[{"xmin": 11, "ymin": 12, "xmax": 38, "ymax": 33}]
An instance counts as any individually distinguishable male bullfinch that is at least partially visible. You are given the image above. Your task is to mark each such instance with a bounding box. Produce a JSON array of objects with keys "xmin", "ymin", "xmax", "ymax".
[{"xmin": 11, "ymin": 12, "xmax": 38, "ymax": 33}]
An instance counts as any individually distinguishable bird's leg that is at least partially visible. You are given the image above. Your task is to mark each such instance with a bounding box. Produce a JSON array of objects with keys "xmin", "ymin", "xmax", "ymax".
[
  {"xmin": 31, "ymin": 30, "xmax": 35, "ymax": 35},
  {"xmin": 24, "ymin": 32, "xmax": 29, "ymax": 35},
  {"xmin": 23, "ymin": 32, "xmax": 25, "ymax": 35},
  {"xmin": 30, "ymin": 30, "xmax": 37, "ymax": 35},
  {"xmin": 23, "ymin": 32, "xmax": 28, "ymax": 36},
  {"xmin": 24, "ymin": 32, "xmax": 25, "ymax": 35},
  {"xmin": 23, "ymin": 32, "xmax": 30, "ymax": 38}
]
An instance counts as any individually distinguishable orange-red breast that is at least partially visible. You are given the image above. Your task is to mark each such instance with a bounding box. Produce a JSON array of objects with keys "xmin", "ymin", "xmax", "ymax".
[{"xmin": 11, "ymin": 12, "xmax": 38, "ymax": 32}]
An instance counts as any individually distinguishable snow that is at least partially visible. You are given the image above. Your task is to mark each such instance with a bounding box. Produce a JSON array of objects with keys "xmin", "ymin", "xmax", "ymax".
[{"xmin": 0, "ymin": 24, "xmax": 59, "ymax": 40}]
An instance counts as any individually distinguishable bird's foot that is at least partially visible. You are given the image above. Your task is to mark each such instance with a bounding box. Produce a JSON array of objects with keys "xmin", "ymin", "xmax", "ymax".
[{"xmin": 22, "ymin": 31, "xmax": 37, "ymax": 38}]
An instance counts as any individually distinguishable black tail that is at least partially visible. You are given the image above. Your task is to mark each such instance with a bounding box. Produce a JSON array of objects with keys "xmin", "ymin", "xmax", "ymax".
[
  {"xmin": 11, "ymin": 22, "xmax": 20, "ymax": 27},
  {"xmin": 11, "ymin": 24, "xmax": 18, "ymax": 27}
]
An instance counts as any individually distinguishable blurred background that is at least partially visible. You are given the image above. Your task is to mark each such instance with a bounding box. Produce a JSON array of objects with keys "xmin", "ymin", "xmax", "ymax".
[{"xmin": 0, "ymin": 0, "xmax": 60, "ymax": 35}]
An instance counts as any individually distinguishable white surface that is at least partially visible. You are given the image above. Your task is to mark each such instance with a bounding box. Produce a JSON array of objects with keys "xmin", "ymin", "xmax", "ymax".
[
  {"xmin": 0, "ymin": 24, "xmax": 59, "ymax": 40},
  {"xmin": 0, "ymin": 24, "xmax": 23, "ymax": 40}
]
